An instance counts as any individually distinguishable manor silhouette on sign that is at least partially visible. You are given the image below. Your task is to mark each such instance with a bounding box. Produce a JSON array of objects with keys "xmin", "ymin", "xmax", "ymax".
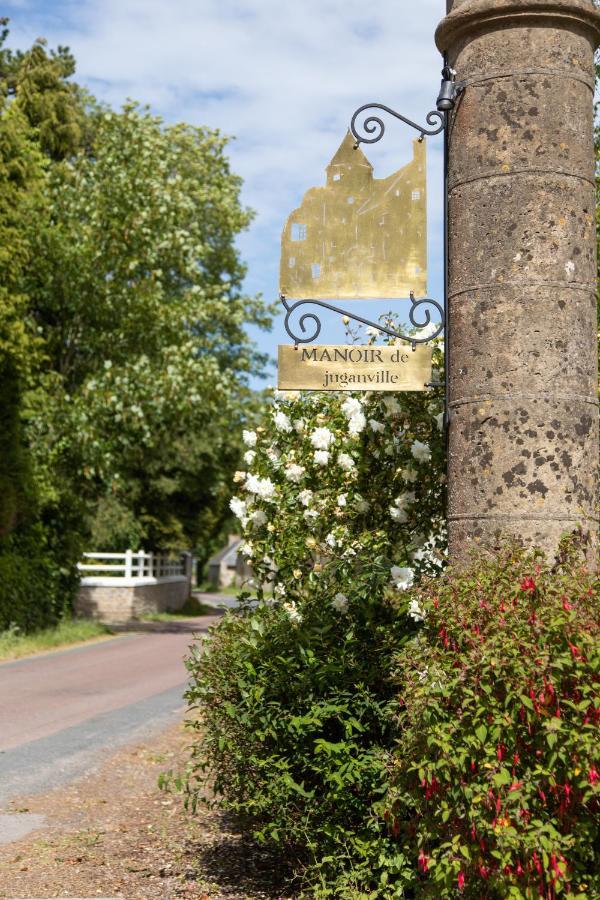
[{"xmin": 280, "ymin": 132, "xmax": 427, "ymax": 301}]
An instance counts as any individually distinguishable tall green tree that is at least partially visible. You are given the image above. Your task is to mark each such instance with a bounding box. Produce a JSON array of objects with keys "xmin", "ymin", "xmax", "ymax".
[
  {"xmin": 25, "ymin": 103, "xmax": 271, "ymax": 551},
  {"xmin": 0, "ymin": 100, "xmax": 45, "ymax": 536}
]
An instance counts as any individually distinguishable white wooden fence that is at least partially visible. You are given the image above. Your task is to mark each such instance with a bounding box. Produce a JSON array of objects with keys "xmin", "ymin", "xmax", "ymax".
[{"xmin": 78, "ymin": 550, "xmax": 188, "ymax": 584}]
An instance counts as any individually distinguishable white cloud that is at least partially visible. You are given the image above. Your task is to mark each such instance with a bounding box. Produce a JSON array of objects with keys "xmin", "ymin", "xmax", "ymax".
[{"xmin": 5, "ymin": 0, "xmax": 446, "ymax": 380}]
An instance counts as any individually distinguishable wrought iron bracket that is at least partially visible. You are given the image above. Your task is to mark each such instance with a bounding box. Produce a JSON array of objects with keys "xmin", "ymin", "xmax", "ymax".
[
  {"xmin": 350, "ymin": 67, "xmax": 465, "ymax": 147},
  {"xmin": 278, "ymin": 67, "xmax": 460, "ymax": 350},
  {"xmin": 281, "ymin": 292, "xmax": 444, "ymax": 349}
]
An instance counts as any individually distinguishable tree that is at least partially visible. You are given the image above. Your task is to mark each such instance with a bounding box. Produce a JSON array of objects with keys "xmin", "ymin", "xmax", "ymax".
[
  {"xmin": 24, "ymin": 102, "xmax": 272, "ymax": 551},
  {"xmin": 0, "ymin": 99, "xmax": 46, "ymax": 536}
]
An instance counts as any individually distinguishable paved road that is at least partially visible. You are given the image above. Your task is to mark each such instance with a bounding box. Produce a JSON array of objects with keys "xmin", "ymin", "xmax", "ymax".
[{"xmin": 0, "ymin": 617, "xmax": 218, "ymax": 809}]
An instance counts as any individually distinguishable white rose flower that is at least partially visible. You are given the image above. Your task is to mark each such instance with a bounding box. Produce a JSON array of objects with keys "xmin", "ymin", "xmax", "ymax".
[
  {"xmin": 394, "ymin": 492, "xmax": 416, "ymax": 510},
  {"xmin": 390, "ymin": 506, "xmax": 409, "ymax": 523},
  {"xmin": 435, "ymin": 412, "xmax": 445, "ymax": 431},
  {"xmin": 411, "ymin": 440, "xmax": 432, "ymax": 463},
  {"xmin": 325, "ymin": 532, "xmax": 337, "ymax": 548},
  {"xmin": 244, "ymin": 473, "xmax": 261, "ymax": 494},
  {"xmin": 242, "ymin": 430, "xmax": 257, "ymax": 447},
  {"xmin": 233, "ymin": 470, "xmax": 247, "ymax": 484},
  {"xmin": 298, "ymin": 489, "xmax": 313, "ymax": 507},
  {"xmin": 338, "ymin": 452, "xmax": 355, "ymax": 472},
  {"xmin": 262, "ymin": 555, "xmax": 279, "ymax": 573},
  {"xmin": 256, "ymin": 477, "xmax": 276, "ymax": 501},
  {"xmin": 285, "ymin": 463, "xmax": 306, "ymax": 483},
  {"xmin": 408, "ymin": 598, "xmax": 426, "ymax": 622},
  {"xmin": 337, "ymin": 494, "xmax": 347, "ymax": 507},
  {"xmin": 314, "ymin": 450, "xmax": 330, "ymax": 466},
  {"xmin": 266, "ymin": 447, "xmax": 280, "ymax": 463},
  {"xmin": 383, "ymin": 396, "xmax": 401, "ymax": 415},
  {"xmin": 243, "ymin": 450, "xmax": 256, "ymax": 466},
  {"xmin": 417, "ymin": 320, "xmax": 442, "ymax": 340},
  {"xmin": 229, "ymin": 497, "xmax": 247, "ymax": 521},
  {"xmin": 402, "ymin": 466, "xmax": 419, "ymax": 484},
  {"xmin": 240, "ymin": 541, "xmax": 253, "ymax": 558},
  {"xmin": 274, "ymin": 411, "xmax": 292, "ymax": 432},
  {"xmin": 274, "ymin": 583, "xmax": 286, "ymax": 598},
  {"xmin": 294, "ymin": 419, "xmax": 306, "ymax": 433},
  {"xmin": 304, "ymin": 509, "xmax": 319, "ymax": 521},
  {"xmin": 250, "ymin": 509, "xmax": 268, "ymax": 528},
  {"xmin": 391, "ymin": 566, "xmax": 415, "ymax": 591},
  {"xmin": 275, "ymin": 389, "xmax": 299, "ymax": 400},
  {"xmin": 310, "ymin": 427, "xmax": 334, "ymax": 450},
  {"xmin": 369, "ymin": 419, "xmax": 385, "ymax": 433},
  {"xmin": 331, "ymin": 593, "xmax": 349, "ymax": 613},
  {"xmin": 245, "ymin": 474, "xmax": 276, "ymax": 501},
  {"xmin": 342, "ymin": 397, "xmax": 363, "ymax": 419},
  {"xmin": 283, "ymin": 601, "xmax": 302, "ymax": 624},
  {"xmin": 348, "ymin": 412, "xmax": 367, "ymax": 435}
]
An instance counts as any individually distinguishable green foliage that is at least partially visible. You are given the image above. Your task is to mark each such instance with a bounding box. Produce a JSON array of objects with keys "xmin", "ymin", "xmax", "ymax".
[
  {"xmin": 386, "ymin": 540, "xmax": 599, "ymax": 899},
  {"xmin": 184, "ymin": 588, "xmax": 408, "ymax": 897},
  {"xmin": 0, "ymin": 93, "xmax": 46, "ymax": 538},
  {"xmin": 0, "ymin": 616, "xmax": 111, "ymax": 661},
  {"xmin": 0, "ymin": 359, "xmax": 29, "ymax": 537},
  {"xmin": 0, "ymin": 22, "xmax": 84, "ymax": 160},
  {"xmin": 0, "ymin": 518, "xmax": 81, "ymax": 632},
  {"xmin": 24, "ymin": 102, "xmax": 271, "ymax": 550}
]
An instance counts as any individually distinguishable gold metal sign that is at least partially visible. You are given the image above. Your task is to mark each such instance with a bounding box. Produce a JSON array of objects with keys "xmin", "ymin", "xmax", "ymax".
[
  {"xmin": 280, "ymin": 133, "xmax": 427, "ymax": 301},
  {"xmin": 278, "ymin": 344, "xmax": 432, "ymax": 392}
]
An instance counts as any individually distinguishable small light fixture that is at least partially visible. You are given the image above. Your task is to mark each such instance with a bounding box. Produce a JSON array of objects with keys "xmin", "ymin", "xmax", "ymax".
[{"xmin": 436, "ymin": 65, "xmax": 460, "ymax": 112}]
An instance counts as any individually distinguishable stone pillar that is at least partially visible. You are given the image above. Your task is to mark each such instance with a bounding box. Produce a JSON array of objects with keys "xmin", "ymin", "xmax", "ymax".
[{"xmin": 436, "ymin": 0, "xmax": 600, "ymax": 563}]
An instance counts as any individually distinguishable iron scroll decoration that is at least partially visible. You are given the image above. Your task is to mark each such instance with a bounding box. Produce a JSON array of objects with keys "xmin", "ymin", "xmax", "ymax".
[
  {"xmin": 281, "ymin": 292, "xmax": 445, "ymax": 346},
  {"xmin": 350, "ymin": 105, "xmax": 445, "ymax": 145},
  {"xmin": 279, "ymin": 67, "xmax": 464, "ymax": 348}
]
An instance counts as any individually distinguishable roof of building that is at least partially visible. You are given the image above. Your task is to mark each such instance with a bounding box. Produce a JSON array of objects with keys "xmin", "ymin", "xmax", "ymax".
[{"xmin": 208, "ymin": 537, "xmax": 243, "ymax": 568}]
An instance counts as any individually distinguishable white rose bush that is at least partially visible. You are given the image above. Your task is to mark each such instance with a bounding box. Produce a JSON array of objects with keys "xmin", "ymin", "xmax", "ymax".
[
  {"xmin": 229, "ymin": 382, "xmax": 446, "ymax": 611},
  {"xmin": 182, "ymin": 337, "xmax": 449, "ymax": 896}
]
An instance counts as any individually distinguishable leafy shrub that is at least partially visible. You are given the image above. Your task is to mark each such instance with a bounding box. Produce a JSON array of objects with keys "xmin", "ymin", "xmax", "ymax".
[
  {"xmin": 385, "ymin": 539, "xmax": 600, "ymax": 899},
  {"xmin": 183, "ymin": 371, "xmax": 446, "ymax": 895},
  {"xmin": 184, "ymin": 588, "xmax": 410, "ymax": 895},
  {"xmin": 0, "ymin": 510, "xmax": 82, "ymax": 633}
]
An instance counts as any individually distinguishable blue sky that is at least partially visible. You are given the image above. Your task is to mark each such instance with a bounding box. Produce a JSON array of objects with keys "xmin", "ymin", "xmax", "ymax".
[{"xmin": 4, "ymin": 0, "xmax": 446, "ymax": 387}]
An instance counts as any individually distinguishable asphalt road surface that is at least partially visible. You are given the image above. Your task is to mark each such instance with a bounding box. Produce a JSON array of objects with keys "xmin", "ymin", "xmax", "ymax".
[{"xmin": 0, "ymin": 617, "xmax": 218, "ymax": 810}]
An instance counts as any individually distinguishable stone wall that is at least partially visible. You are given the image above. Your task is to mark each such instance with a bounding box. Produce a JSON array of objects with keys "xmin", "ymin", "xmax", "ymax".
[{"xmin": 76, "ymin": 577, "xmax": 190, "ymax": 623}]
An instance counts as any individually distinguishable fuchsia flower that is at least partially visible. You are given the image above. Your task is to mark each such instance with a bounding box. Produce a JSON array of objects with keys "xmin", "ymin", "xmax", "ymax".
[
  {"xmin": 418, "ymin": 849, "xmax": 429, "ymax": 873},
  {"xmin": 520, "ymin": 577, "xmax": 536, "ymax": 593},
  {"xmin": 457, "ymin": 871, "xmax": 465, "ymax": 890}
]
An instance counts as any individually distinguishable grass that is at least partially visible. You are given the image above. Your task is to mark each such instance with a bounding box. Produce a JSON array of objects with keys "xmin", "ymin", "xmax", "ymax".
[
  {"xmin": 140, "ymin": 596, "xmax": 220, "ymax": 622},
  {"xmin": 0, "ymin": 618, "xmax": 114, "ymax": 662},
  {"xmin": 195, "ymin": 580, "xmax": 239, "ymax": 596}
]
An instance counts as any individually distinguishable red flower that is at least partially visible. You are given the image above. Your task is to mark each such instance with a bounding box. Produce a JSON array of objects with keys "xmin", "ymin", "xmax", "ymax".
[
  {"xmin": 458, "ymin": 871, "xmax": 465, "ymax": 890},
  {"xmin": 589, "ymin": 767, "xmax": 599, "ymax": 785},
  {"xmin": 418, "ymin": 849, "xmax": 429, "ymax": 873},
  {"xmin": 520, "ymin": 577, "xmax": 536, "ymax": 592}
]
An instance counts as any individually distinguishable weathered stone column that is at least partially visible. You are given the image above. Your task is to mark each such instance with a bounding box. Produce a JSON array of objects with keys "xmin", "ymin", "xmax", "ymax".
[{"xmin": 436, "ymin": 0, "xmax": 600, "ymax": 562}]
